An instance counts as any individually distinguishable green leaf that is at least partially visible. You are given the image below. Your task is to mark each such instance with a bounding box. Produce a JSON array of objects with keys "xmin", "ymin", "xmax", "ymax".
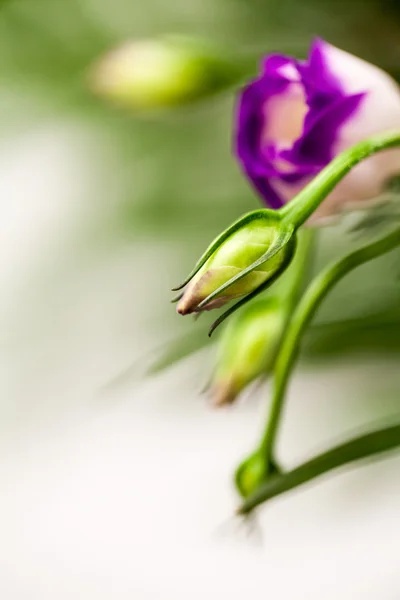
[
  {"xmin": 238, "ymin": 422, "xmax": 400, "ymax": 515},
  {"xmin": 147, "ymin": 331, "xmax": 213, "ymax": 374},
  {"xmin": 148, "ymin": 304, "xmax": 400, "ymax": 376}
]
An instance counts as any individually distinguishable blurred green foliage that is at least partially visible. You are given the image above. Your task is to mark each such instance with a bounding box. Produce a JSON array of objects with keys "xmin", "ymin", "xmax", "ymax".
[{"xmin": 1, "ymin": 0, "xmax": 400, "ymax": 372}]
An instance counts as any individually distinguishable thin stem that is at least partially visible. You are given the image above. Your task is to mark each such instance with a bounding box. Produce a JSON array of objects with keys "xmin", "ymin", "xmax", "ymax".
[
  {"xmin": 282, "ymin": 227, "xmax": 317, "ymax": 310},
  {"xmin": 279, "ymin": 131, "xmax": 400, "ymax": 228},
  {"xmin": 258, "ymin": 225, "xmax": 400, "ymax": 465},
  {"xmin": 234, "ymin": 230, "xmax": 317, "ymax": 493}
]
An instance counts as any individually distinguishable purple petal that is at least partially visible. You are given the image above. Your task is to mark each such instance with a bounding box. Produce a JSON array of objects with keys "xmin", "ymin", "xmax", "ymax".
[
  {"xmin": 243, "ymin": 169, "xmax": 285, "ymax": 209},
  {"xmin": 234, "ymin": 38, "xmax": 368, "ymax": 208},
  {"xmin": 283, "ymin": 92, "xmax": 366, "ymax": 168}
]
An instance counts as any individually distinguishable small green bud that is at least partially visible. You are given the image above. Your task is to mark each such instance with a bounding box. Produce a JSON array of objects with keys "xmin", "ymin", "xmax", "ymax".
[
  {"xmin": 90, "ymin": 36, "xmax": 243, "ymax": 111},
  {"xmin": 235, "ymin": 452, "xmax": 280, "ymax": 498},
  {"xmin": 210, "ymin": 297, "xmax": 286, "ymax": 406},
  {"xmin": 175, "ymin": 210, "xmax": 295, "ymax": 317}
]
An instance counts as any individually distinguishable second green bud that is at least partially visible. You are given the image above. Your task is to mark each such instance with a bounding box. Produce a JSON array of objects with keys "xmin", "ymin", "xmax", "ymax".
[{"xmin": 210, "ymin": 296, "xmax": 287, "ymax": 406}]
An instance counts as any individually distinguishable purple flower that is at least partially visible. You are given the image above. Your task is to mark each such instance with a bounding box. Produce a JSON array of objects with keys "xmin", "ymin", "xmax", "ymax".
[{"xmin": 236, "ymin": 39, "xmax": 400, "ymax": 222}]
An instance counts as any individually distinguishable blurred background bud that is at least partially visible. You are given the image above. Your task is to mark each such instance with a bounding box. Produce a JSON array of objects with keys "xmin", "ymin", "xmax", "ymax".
[
  {"xmin": 235, "ymin": 452, "xmax": 280, "ymax": 498},
  {"xmin": 176, "ymin": 213, "xmax": 295, "ymax": 315},
  {"xmin": 210, "ymin": 297, "xmax": 286, "ymax": 406},
  {"xmin": 90, "ymin": 35, "xmax": 245, "ymax": 112}
]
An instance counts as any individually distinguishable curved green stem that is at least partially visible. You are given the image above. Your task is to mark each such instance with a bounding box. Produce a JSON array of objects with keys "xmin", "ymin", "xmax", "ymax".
[
  {"xmin": 258, "ymin": 225, "xmax": 400, "ymax": 467},
  {"xmin": 280, "ymin": 131, "xmax": 400, "ymax": 228}
]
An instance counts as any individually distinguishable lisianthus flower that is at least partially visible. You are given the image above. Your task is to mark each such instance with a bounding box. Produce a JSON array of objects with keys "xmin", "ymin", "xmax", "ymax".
[{"xmin": 236, "ymin": 38, "xmax": 400, "ymax": 222}]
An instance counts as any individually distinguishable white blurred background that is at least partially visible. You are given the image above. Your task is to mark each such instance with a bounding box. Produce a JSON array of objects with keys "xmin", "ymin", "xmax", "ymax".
[{"xmin": 1, "ymin": 0, "xmax": 400, "ymax": 597}]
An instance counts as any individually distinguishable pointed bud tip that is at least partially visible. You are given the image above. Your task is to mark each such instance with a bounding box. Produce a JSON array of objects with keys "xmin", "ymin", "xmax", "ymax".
[
  {"xmin": 176, "ymin": 297, "xmax": 195, "ymax": 315},
  {"xmin": 210, "ymin": 380, "xmax": 238, "ymax": 407}
]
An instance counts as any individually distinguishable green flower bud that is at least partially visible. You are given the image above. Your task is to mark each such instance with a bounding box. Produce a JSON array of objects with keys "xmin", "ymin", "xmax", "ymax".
[
  {"xmin": 210, "ymin": 297, "xmax": 286, "ymax": 407},
  {"xmin": 175, "ymin": 210, "xmax": 295, "ymax": 322},
  {"xmin": 235, "ymin": 452, "xmax": 280, "ymax": 498},
  {"xmin": 90, "ymin": 36, "xmax": 244, "ymax": 111}
]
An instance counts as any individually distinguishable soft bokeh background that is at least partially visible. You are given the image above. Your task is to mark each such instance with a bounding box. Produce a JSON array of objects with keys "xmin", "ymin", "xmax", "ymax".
[{"xmin": 1, "ymin": 0, "xmax": 400, "ymax": 597}]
